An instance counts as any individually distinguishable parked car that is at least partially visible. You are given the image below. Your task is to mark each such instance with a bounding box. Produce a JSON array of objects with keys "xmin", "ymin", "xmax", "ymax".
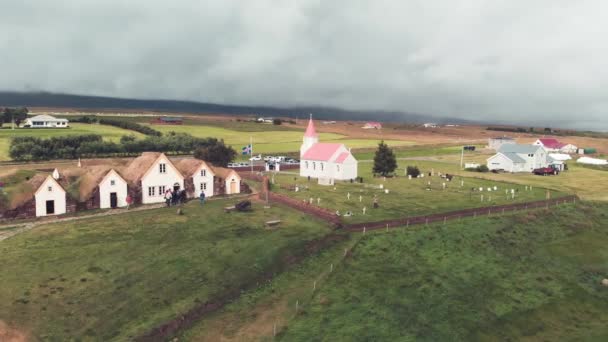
[
  {"xmin": 227, "ymin": 163, "xmax": 237, "ymax": 168},
  {"xmin": 249, "ymin": 154, "xmax": 262, "ymax": 161},
  {"xmin": 533, "ymin": 167, "xmax": 558, "ymax": 176},
  {"xmin": 263, "ymin": 156, "xmax": 274, "ymax": 161}
]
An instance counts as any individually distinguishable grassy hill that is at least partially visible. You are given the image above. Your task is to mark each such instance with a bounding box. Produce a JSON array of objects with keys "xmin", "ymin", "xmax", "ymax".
[
  {"xmin": 278, "ymin": 202, "xmax": 608, "ymax": 341},
  {"xmin": 0, "ymin": 199, "xmax": 332, "ymax": 340}
]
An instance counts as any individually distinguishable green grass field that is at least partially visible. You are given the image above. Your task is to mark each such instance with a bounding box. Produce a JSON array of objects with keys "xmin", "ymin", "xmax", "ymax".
[
  {"xmin": 0, "ymin": 123, "xmax": 145, "ymax": 161},
  {"xmin": 279, "ymin": 202, "xmax": 608, "ymax": 341},
  {"xmin": 271, "ymin": 161, "xmax": 562, "ymax": 224},
  {"xmin": 0, "ymin": 199, "xmax": 331, "ymax": 340},
  {"xmin": 145, "ymin": 124, "xmax": 413, "ymax": 154}
]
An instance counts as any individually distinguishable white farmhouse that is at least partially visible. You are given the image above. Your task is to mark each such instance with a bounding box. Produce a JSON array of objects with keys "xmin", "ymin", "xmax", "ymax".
[
  {"xmin": 34, "ymin": 175, "xmax": 67, "ymax": 217},
  {"xmin": 487, "ymin": 144, "xmax": 549, "ymax": 173},
  {"xmin": 124, "ymin": 152, "xmax": 184, "ymax": 204},
  {"xmin": 23, "ymin": 114, "xmax": 69, "ymax": 128},
  {"xmin": 300, "ymin": 117, "xmax": 358, "ymax": 182},
  {"xmin": 175, "ymin": 159, "xmax": 216, "ymax": 198},
  {"xmin": 98, "ymin": 169, "xmax": 128, "ymax": 208}
]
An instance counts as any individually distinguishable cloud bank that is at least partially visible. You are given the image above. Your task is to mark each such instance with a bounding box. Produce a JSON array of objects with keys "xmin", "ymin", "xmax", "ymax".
[{"xmin": 1, "ymin": 0, "xmax": 607, "ymax": 127}]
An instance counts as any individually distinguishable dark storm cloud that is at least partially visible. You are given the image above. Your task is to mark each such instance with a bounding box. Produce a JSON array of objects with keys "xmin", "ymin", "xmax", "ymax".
[{"xmin": 1, "ymin": 0, "xmax": 607, "ymax": 127}]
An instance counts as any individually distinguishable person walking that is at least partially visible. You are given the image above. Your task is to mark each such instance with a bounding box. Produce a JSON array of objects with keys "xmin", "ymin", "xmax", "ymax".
[
  {"xmin": 125, "ymin": 195, "xmax": 132, "ymax": 210},
  {"xmin": 199, "ymin": 191, "xmax": 206, "ymax": 206},
  {"xmin": 165, "ymin": 189, "xmax": 172, "ymax": 207}
]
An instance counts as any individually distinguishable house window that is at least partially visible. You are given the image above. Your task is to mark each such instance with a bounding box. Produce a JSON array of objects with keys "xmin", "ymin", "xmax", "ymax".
[
  {"xmin": 313, "ymin": 162, "xmax": 316, "ymax": 170},
  {"xmin": 337, "ymin": 165, "xmax": 340, "ymax": 172},
  {"xmin": 159, "ymin": 163, "xmax": 166, "ymax": 173},
  {"xmin": 305, "ymin": 161, "xmax": 309, "ymax": 169},
  {"xmin": 321, "ymin": 163, "xmax": 324, "ymax": 171},
  {"xmin": 48, "ymin": 186, "xmax": 52, "ymax": 192},
  {"xmin": 110, "ymin": 180, "xmax": 115, "ymax": 186},
  {"xmin": 200, "ymin": 183, "xmax": 207, "ymax": 191},
  {"xmin": 159, "ymin": 185, "xmax": 166, "ymax": 195},
  {"xmin": 201, "ymin": 169, "xmax": 206, "ymax": 177},
  {"xmin": 528, "ymin": 154, "xmax": 535, "ymax": 157},
  {"xmin": 148, "ymin": 187, "xmax": 155, "ymax": 196}
]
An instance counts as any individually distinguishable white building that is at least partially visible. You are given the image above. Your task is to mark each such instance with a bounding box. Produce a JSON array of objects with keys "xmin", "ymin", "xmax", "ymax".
[
  {"xmin": 560, "ymin": 144, "xmax": 578, "ymax": 154},
  {"xmin": 213, "ymin": 167, "xmax": 242, "ymax": 195},
  {"xmin": 488, "ymin": 137, "xmax": 516, "ymax": 151},
  {"xmin": 487, "ymin": 144, "xmax": 549, "ymax": 173},
  {"xmin": 300, "ymin": 117, "xmax": 358, "ymax": 182},
  {"xmin": 34, "ymin": 175, "xmax": 67, "ymax": 217},
  {"xmin": 23, "ymin": 114, "xmax": 69, "ymax": 128},
  {"xmin": 98, "ymin": 169, "xmax": 128, "ymax": 209},
  {"xmin": 124, "ymin": 152, "xmax": 185, "ymax": 204},
  {"xmin": 175, "ymin": 159, "xmax": 216, "ymax": 198}
]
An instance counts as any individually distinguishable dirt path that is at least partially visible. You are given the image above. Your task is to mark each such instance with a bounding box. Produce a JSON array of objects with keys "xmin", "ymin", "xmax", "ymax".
[{"xmin": 0, "ymin": 321, "xmax": 28, "ymax": 342}]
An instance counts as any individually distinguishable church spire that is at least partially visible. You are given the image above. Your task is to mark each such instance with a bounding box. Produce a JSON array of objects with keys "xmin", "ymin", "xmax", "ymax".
[{"xmin": 304, "ymin": 114, "xmax": 317, "ymax": 137}]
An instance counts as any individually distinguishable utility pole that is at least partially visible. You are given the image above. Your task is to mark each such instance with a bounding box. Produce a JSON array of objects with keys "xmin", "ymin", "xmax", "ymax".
[{"xmin": 460, "ymin": 147, "xmax": 464, "ymax": 169}]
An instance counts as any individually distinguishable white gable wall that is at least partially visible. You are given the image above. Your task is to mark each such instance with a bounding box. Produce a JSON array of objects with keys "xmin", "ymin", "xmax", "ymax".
[
  {"xmin": 487, "ymin": 153, "xmax": 516, "ymax": 172},
  {"xmin": 141, "ymin": 155, "xmax": 184, "ymax": 204},
  {"xmin": 223, "ymin": 172, "xmax": 242, "ymax": 195},
  {"xmin": 300, "ymin": 145, "xmax": 358, "ymax": 180},
  {"xmin": 192, "ymin": 164, "xmax": 215, "ymax": 198},
  {"xmin": 99, "ymin": 170, "xmax": 128, "ymax": 208},
  {"xmin": 35, "ymin": 177, "xmax": 67, "ymax": 217}
]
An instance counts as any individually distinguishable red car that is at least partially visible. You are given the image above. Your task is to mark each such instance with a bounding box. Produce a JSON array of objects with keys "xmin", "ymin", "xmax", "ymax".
[{"xmin": 533, "ymin": 167, "xmax": 558, "ymax": 176}]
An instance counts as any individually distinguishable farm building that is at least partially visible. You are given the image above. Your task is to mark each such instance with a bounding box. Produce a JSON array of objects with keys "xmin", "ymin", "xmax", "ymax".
[
  {"xmin": 34, "ymin": 175, "xmax": 68, "ymax": 217},
  {"xmin": 300, "ymin": 117, "xmax": 358, "ymax": 182},
  {"xmin": 23, "ymin": 114, "xmax": 69, "ymax": 128},
  {"xmin": 362, "ymin": 122, "xmax": 382, "ymax": 129},
  {"xmin": 98, "ymin": 169, "xmax": 128, "ymax": 209},
  {"xmin": 123, "ymin": 152, "xmax": 185, "ymax": 204},
  {"xmin": 487, "ymin": 144, "xmax": 549, "ymax": 173},
  {"xmin": 175, "ymin": 159, "xmax": 216, "ymax": 198},
  {"xmin": 533, "ymin": 138, "xmax": 576, "ymax": 153},
  {"xmin": 488, "ymin": 137, "xmax": 515, "ymax": 150},
  {"xmin": 150, "ymin": 116, "xmax": 183, "ymax": 125}
]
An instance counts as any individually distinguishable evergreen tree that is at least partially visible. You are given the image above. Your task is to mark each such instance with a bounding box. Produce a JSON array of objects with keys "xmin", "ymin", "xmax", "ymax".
[{"xmin": 373, "ymin": 140, "xmax": 397, "ymax": 176}]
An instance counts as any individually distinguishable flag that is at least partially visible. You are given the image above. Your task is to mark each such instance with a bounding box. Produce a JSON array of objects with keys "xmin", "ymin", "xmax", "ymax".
[{"xmin": 241, "ymin": 144, "xmax": 252, "ymax": 155}]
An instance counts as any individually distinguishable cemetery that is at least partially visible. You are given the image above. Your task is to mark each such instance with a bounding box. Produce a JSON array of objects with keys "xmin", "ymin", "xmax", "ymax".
[{"xmin": 267, "ymin": 165, "xmax": 564, "ymax": 224}]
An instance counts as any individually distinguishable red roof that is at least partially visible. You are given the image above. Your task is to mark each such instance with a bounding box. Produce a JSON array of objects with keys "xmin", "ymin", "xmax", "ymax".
[
  {"xmin": 304, "ymin": 118, "xmax": 317, "ymax": 137},
  {"xmin": 539, "ymin": 138, "xmax": 565, "ymax": 149},
  {"xmin": 302, "ymin": 143, "xmax": 342, "ymax": 161},
  {"xmin": 334, "ymin": 152, "xmax": 351, "ymax": 163}
]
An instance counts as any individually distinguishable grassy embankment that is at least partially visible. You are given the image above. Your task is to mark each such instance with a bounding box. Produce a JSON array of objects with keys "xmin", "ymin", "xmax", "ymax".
[{"xmin": 0, "ymin": 199, "xmax": 331, "ymax": 340}]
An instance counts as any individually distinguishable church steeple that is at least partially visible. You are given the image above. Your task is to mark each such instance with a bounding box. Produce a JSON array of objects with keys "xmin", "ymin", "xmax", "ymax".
[{"xmin": 301, "ymin": 114, "xmax": 319, "ymax": 157}]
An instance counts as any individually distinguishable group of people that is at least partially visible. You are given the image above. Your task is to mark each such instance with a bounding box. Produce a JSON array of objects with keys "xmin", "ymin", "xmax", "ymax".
[{"xmin": 163, "ymin": 188, "xmax": 188, "ymax": 207}]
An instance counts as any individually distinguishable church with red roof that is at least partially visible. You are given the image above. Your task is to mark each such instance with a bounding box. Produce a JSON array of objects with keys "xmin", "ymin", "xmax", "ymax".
[{"xmin": 300, "ymin": 117, "xmax": 358, "ymax": 181}]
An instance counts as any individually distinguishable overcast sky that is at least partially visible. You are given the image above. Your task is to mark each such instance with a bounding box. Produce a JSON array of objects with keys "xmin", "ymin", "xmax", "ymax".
[{"xmin": 1, "ymin": 1, "xmax": 607, "ymax": 128}]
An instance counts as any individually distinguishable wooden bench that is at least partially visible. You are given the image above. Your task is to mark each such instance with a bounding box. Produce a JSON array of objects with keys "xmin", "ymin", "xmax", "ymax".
[
  {"xmin": 265, "ymin": 220, "xmax": 282, "ymax": 227},
  {"xmin": 224, "ymin": 206, "xmax": 236, "ymax": 213}
]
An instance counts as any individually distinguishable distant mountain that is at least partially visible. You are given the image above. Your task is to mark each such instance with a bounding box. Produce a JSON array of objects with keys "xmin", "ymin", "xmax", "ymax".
[{"xmin": 0, "ymin": 91, "xmax": 467, "ymax": 124}]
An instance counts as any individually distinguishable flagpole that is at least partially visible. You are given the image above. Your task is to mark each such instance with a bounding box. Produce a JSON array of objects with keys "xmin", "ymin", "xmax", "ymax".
[{"xmin": 250, "ymin": 136, "xmax": 254, "ymax": 174}]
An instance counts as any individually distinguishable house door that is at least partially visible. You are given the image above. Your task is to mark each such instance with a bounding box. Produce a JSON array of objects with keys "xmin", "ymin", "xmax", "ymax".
[
  {"xmin": 230, "ymin": 181, "xmax": 237, "ymax": 194},
  {"xmin": 173, "ymin": 183, "xmax": 180, "ymax": 192},
  {"xmin": 110, "ymin": 192, "xmax": 118, "ymax": 208},
  {"xmin": 46, "ymin": 200, "xmax": 55, "ymax": 215}
]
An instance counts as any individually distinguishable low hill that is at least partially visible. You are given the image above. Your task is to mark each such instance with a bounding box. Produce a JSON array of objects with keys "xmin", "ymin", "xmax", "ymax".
[{"xmin": 0, "ymin": 91, "xmax": 468, "ymax": 124}]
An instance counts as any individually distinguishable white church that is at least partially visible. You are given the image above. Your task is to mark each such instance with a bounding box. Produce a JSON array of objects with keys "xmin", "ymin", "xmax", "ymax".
[{"xmin": 300, "ymin": 117, "xmax": 358, "ymax": 182}]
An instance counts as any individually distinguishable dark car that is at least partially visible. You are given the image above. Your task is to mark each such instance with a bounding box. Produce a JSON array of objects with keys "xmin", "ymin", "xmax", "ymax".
[{"xmin": 533, "ymin": 167, "xmax": 558, "ymax": 176}]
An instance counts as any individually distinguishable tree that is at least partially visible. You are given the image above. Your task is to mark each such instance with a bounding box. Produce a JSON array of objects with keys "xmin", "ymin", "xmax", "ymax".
[
  {"xmin": 372, "ymin": 140, "xmax": 397, "ymax": 176},
  {"xmin": 406, "ymin": 166, "xmax": 420, "ymax": 178},
  {"xmin": 273, "ymin": 118, "xmax": 282, "ymax": 125},
  {"xmin": 2, "ymin": 107, "xmax": 28, "ymax": 126},
  {"xmin": 193, "ymin": 140, "xmax": 237, "ymax": 167}
]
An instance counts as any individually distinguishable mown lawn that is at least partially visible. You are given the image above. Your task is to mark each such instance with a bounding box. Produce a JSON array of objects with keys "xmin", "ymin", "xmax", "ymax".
[
  {"xmin": 280, "ymin": 202, "xmax": 608, "ymax": 341},
  {"xmin": 0, "ymin": 123, "xmax": 144, "ymax": 161},
  {"xmin": 271, "ymin": 162, "xmax": 562, "ymax": 224},
  {"xmin": 0, "ymin": 199, "xmax": 331, "ymax": 341}
]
